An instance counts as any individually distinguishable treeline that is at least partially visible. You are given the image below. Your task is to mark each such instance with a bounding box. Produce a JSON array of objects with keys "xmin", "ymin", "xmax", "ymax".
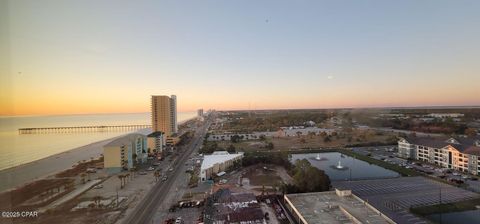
[
  {"xmin": 241, "ymin": 152, "xmax": 331, "ymax": 193},
  {"xmin": 223, "ymin": 111, "xmax": 328, "ymax": 132}
]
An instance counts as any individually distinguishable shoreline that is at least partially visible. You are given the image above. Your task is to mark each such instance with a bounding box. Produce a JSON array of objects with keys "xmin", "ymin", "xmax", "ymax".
[
  {"xmin": 0, "ymin": 135, "xmax": 124, "ymax": 192},
  {"xmin": 0, "ymin": 116, "xmax": 198, "ymax": 192}
]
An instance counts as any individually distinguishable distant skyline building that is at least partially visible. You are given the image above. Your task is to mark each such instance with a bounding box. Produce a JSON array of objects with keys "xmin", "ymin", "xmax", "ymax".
[
  {"xmin": 151, "ymin": 95, "xmax": 177, "ymax": 136},
  {"xmin": 197, "ymin": 109, "xmax": 204, "ymax": 117}
]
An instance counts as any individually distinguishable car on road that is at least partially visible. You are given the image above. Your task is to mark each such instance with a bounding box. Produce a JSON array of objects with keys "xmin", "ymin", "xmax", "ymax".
[
  {"xmin": 152, "ymin": 162, "xmax": 160, "ymax": 166},
  {"xmin": 147, "ymin": 167, "xmax": 155, "ymax": 171},
  {"xmin": 162, "ymin": 176, "xmax": 168, "ymax": 181},
  {"xmin": 168, "ymin": 168, "xmax": 174, "ymax": 171},
  {"xmin": 93, "ymin": 184, "xmax": 103, "ymax": 189},
  {"xmin": 86, "ymin": 168, "xmax": 97, "ymax": 173},
  {"xmin": 139, "ymin": 171, "xmax": 147, "ymax": 175}
]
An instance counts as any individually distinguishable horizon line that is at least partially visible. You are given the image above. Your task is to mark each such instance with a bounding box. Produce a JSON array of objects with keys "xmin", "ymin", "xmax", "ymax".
[{"xmin": 2, "ymin": 104, "xmax": 480, "ymax": 117}]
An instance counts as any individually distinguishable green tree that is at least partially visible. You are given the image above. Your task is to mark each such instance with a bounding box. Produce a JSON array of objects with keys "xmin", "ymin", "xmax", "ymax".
[
  {"xmin": 465, "ymin": 128, "xmax": 478, "ymax": 137},
  {"xmin": 267, "ymin": 142, "xmax": 274, "ymax": 150},
  {"xmin": 227, "ymin": 144, "xmax": 236, "ymax": 153}
]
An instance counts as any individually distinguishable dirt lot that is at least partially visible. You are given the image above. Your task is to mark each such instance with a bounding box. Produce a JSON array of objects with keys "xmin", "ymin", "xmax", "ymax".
[{"xmin": 238, "ymin": 164, "xmax": 293, "ymax": 195}]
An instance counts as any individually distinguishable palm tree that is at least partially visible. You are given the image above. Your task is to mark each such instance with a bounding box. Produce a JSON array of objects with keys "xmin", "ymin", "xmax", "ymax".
[
  {"xmin": 296, "ymin": 131, "xmax": 302, "ymax": 138},
  {"xmin": 129, "ymin": 167, "xmax": 136, "ymax": 178},
  {"xmin": 93, "ymin": 196, "xmax": 102, "ymax": 208},
  {"xmin": 125, "ymin": 173, "xmax": 130, "ymax": 183},
  {"xmin": 80, "ymin": 173, "xmax": 87, "ymax": 184},
  {"xmin": 118, "ymin": 175, "xmax": 124, "ymax": 189}
]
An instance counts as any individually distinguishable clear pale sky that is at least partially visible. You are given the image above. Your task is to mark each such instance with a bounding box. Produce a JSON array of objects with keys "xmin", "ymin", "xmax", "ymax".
[{"xmin": 1, "ymin": 0, "xmax": 480, "ymax": 116}]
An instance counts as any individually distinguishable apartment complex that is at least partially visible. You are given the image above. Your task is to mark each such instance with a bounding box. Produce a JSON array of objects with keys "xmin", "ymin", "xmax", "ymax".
[
  {"xmin": 200, "ymin": 151, "xmax": 243, "ymax": 181},
  {"xmin": 398, "ymin": 136, "xmax": 480, "ymax": 175},
  {"xmin": 103, "ymin": 133, "xmax": 148, "ymax": 174}
]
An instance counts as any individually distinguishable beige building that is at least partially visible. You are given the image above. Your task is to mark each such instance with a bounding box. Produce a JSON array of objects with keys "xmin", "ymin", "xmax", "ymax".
[
  {"xmin": 147, "ymin": 131, "xmax": 164, "ymax": 153},
  {"xmin": 284, "ymin": 189, "xmax": 394, "ymax": 224},
  {"xmin": 398, "ymin": 136, "xmax": 480, "ymax": 175},
  {"xmin": 152, "ymin": 95, "xmax": 173, "ymax": 136},
  {"xmin": 103, "ymin": 133, "xmax": 148, "ymax": 174},
  {"xmin": 151, "ymin": 95, "xmax": 178, "ymax": 146},
  {"xmin": 200, "ymin": 151, "xmax": 243, "ymax": 181}
]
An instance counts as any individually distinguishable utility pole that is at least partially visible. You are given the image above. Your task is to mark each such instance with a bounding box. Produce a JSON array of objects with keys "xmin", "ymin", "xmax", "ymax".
[{"xmin": 439, "ymin": 187, "xmax": 442, "ymax": 224}]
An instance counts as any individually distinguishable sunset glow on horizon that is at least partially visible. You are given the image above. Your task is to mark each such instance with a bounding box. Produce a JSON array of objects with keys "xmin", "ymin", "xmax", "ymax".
[{"xmin": 2, "ymin": 0, "xmax": 480, "ymax": 116}]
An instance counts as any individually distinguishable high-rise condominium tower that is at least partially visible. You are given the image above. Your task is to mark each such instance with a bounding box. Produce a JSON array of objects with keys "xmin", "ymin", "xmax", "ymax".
[{"xmin": 151, "ymin": 95, "xmax": 177, "ymax": 136}]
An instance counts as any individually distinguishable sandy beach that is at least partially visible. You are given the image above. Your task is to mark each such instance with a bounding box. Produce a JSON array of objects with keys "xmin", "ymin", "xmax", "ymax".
[
  {"xmin": 0, "ymin": 135, "xmax": 122, "ymax": 192},
  {"xmin": 0, "ymin": 121, "xmax": 199, "ymax": 193}
]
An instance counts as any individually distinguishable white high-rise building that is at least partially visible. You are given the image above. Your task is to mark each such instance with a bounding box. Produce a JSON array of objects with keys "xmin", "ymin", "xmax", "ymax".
[{"xmin": 170, "ymin": 95, "xmax": 177, "ymax": 133}]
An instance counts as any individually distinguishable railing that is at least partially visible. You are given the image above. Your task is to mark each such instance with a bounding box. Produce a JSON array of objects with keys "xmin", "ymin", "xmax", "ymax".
[{"xmin": 18, "ymin": 125, "xmax": 152, "ymax": 134}]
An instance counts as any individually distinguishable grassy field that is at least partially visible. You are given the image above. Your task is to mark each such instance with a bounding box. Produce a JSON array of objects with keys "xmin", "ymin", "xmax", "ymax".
[{"xmin": 215, "ymin": 130, "xmax": 396, "ymax": 152}]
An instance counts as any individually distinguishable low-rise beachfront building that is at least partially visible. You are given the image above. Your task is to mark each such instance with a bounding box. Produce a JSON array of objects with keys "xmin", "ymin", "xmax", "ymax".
[
  {"xmin": 147, "ymin": 131, "xmax": 165, "ymax": 153},
  {"xmin": 398, "ymin": 136, "xmax": 480, "ymax": 175},
  {"xmin": 284, "ymin": 189, "xmax": 394, "ymax": 224},
  {"xmin": 200, "ymin": 151, "xmax": 243, "ymax": 181},
  {"xmin": 103, "ymin": 133, "xmax": 148, "ymax": 174}
]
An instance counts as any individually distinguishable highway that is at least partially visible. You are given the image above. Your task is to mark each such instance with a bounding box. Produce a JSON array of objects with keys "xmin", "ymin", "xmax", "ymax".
[{"xmin": 122, "ymin": 118, "xmax": 211, "ymax": 224}]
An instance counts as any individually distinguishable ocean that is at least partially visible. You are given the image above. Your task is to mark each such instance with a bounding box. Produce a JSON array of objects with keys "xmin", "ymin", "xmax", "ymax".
[{"xmin": 0, "ymin": 112, "xmax": 197, "ymax": 171}]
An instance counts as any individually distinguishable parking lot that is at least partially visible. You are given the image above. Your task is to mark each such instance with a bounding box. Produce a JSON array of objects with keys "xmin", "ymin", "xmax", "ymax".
[
  {"xmin": 352, "ymin": 146, "xmax": 480, "ymax": 193},
  {"xmin": 333, "ymin": 176, "xmax": 480, "ymax": 224}
]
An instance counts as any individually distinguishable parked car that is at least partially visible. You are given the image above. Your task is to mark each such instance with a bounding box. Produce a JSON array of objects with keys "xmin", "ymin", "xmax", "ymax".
[
  {"xmin": 152, "ymin": 162, "xmax": 160, "ymax": 166},
  {"xmin": 139, "ymin": 171, "xmax": 147, "ymax": 175},
  {"xmin": 147, "ymin": 167, "xmax": 155, "ymax": 171},
  {"xmin": 93, "ymin": 184, "xmax": 103, "ymax": 189},
  {"xmin": 86, "ymin": 168, "xmax": 97, "ymax": 173}
]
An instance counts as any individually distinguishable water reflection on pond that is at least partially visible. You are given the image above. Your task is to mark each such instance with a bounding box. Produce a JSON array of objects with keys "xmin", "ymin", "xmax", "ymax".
[{"xmin": 290, "ymin": 152, "xmax": 400, "ymax": 181}]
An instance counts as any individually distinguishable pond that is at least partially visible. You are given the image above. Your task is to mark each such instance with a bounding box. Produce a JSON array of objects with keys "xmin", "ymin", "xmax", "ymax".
[
  {"xmin": 426, "ymin": 209, "xmax": 480, "ymax": 224},
  {"xmin": 290, "ymin": 152, "xmax": 400, "ymax": 181}
]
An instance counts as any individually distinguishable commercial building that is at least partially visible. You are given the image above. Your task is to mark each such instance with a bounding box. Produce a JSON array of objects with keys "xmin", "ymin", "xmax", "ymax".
[
  {"xmin": 197, "ymin": 108, "xmax": 204, "ymax": 117},
  {"xmin": 147, "ymin": 131, "xmax": 165, "ymax": 153},
  {"xmin": 284, "ymin": 189, "xmax": 394, "ymax": 224},
  {"xmin": 103, "ymin": 133, "xmax": 148, "ymax": 174},
  {"xmin": 200, "ymin": 151, "xmax": 243, "ymax": 181},
  {"xmin": 398, "ymin": 136, "xmax": 480, "ymax": 175},
  {"xmin": 151, "ymin": 95, "xmax": 177, "ymax": 136},
  {"xmin": 204, "ymin": 189, "xmax": 265, "ymax": 224},
  {"xmin": 427, "ymin": 113, "xmax": 464, "ymax": 118}
]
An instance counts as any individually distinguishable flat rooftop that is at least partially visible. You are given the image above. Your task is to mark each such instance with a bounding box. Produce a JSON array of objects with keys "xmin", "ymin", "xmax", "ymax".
[
  {"xmin": 285, "ymin": 190, "xmax": 391, "ymax": 224},
  {"xmin": 333, "ymin": 176, "xmax": 480, "ymax": 224},
  {"xmin": 200, "ymin": 151, "xmax": 243, "ymax": 170}
]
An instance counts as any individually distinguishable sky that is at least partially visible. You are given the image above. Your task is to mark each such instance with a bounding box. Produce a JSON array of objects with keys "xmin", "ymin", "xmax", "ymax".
[{"xmin": 1, "ymin": 0, "xmax": 480, "ymax": 116}]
